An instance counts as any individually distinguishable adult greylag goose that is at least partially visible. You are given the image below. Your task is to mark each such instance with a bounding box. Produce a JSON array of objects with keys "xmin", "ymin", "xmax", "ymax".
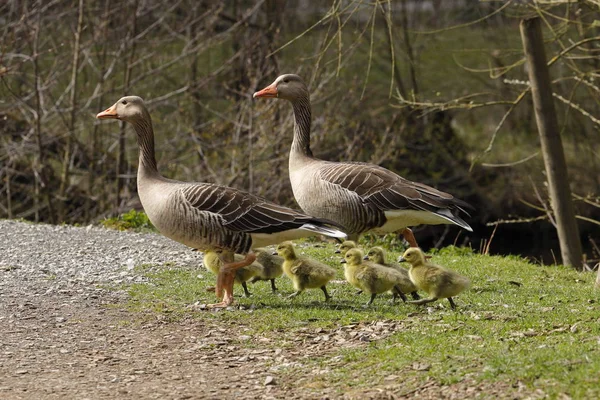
[
  {"xmin": 96, "ymin": 96, "xmax": 345, "ymax": 308},
  {"xmin": 254, "ymin": 75, "xmax": 473, "ymax": 246}
]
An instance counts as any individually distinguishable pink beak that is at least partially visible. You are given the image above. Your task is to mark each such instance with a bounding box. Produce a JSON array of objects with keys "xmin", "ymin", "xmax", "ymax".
[
  {"xmin": 253, "ymin": 83, "xmax": 278, "ymax": 99},
  {"xmin": 96, "ymin": 104, "xmax": 118, "ymax": 119}
]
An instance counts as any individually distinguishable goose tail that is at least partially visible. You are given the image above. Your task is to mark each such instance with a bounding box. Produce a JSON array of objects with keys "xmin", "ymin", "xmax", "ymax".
[
  {"xmin": 436, "ymin": 209, "xmax": 473, "ymax": 232},
  {"xmin": 300, "ymin": 223, "xmax": 347, "ymax": 239}
]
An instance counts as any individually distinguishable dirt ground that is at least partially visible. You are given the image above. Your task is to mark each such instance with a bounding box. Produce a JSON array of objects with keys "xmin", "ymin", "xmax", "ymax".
[
  {"xmin": 0, "ymin": 221, "xmax": 526, "ymax": 399},
  {"xmin": 0, "ymin": 288, "xmax": 530, "ymax": 400}
]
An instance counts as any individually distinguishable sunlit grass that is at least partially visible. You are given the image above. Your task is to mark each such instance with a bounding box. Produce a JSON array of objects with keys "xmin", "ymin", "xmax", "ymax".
[{"xmin": 113, "ymin": 239, "xmax": 599, "ymax": 397}]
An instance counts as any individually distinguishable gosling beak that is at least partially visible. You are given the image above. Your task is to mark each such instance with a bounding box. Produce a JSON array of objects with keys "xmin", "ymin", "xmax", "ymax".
[
  {"xmin": 96, "ymin": 104, "xmax": 118, "ymax": 119},
  {"xmin": 272, "ymin": 251, "xmax": 278, "ymax": 256},
  {"xmin": 363, "ymin": 255, "xmax": 369, "ymax": 260},
  {"xmin": 397, "ymin": 256, "xmax": 406, "ymax": 263},
  {"xmin": 334, "ymin": 249, "xmax": 341, "ymax": 254},
  {"xmin": 253, "ymin": 83, "xmax": 278, "ymax": 98},
  {"xmin": 340, "ymin": 259, "xmax": 347, "ymax": 264}
]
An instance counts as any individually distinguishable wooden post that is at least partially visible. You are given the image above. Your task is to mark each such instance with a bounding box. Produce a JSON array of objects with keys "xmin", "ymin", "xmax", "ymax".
[{"xmin": 520, "ymin": 17, "xmax": 583, "ymax": 269}]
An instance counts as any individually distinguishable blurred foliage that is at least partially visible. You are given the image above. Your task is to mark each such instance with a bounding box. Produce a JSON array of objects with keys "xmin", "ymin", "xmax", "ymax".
[{"xmin": 101, "ymin": 209, "xmax": 155, "ymax": 232}]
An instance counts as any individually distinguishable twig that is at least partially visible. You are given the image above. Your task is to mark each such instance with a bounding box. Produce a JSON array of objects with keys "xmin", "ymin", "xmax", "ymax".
[{"xmin": 481, "ymin": 152, "xmax": 539, "ymax": 168}]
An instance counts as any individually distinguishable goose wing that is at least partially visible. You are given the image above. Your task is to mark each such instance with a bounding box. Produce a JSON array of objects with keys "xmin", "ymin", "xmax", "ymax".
[
  {"xmin": 180, "ymin": 183, "xmax": 340, "ymax": 234},
  {"xmin": 318, "ymin": 161, "xmax": 472, "ymax": 225}
]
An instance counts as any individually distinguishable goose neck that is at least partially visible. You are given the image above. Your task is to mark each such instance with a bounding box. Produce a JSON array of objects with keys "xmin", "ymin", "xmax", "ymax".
[
  {"xmin": 291, "ymin": 97, "xmax": 313, "ymax": 158},
  {"xmin": 131, "ymin": 114, "xmax": 159, "ymax": 179}
]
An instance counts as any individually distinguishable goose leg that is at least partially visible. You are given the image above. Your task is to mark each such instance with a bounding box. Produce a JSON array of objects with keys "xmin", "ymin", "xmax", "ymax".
[
  {"xmin": 208, "ymin": 252, "xmax": 256, "ymax": 308},
  {"xmin": 401, "ymin": 228, "xmax": 418, "ymax": 248},
  {"xmin": 320, "ymin": 285, "xmax": 331, "ymax": 302},
  {"xmin": 408, "ymin": 297, "xmax": 438, "ymax": 306}
]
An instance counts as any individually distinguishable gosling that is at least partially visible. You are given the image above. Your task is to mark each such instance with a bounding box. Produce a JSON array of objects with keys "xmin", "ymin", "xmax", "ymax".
[
  {"xmin": 341, "ymin": 248, "xmax": 409, "ymax": 306},
  {"xmin": 275, "ymin": 241, "xmax": 336, "ymax": 301},
  {"xmin": 398, "ymin": 247, "xmax": 470, "ymax": 309},
  {"xmin": 334, "ymin": 240, "xmax": 357, "ymax": 255},
  {"xmin": 249, "ymin": 247, "xmax": 284, "ymax": 292},
  {"xmin": 203, "ymin": 250, "xmax": 263, "ymax": 297},
  {"xmin": 366, "ymin": 247, "xmax": 420, "ymax": 300}
]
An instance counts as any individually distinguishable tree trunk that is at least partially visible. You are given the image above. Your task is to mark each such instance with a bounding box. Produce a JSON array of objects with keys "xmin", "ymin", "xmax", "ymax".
[
  {"xmin": 58, "ymin": 0, "xmax": 84, "ymax": 222},
  {"xmin": 520, "ymin": 17, "xmax": 583, "ymax": 269}
]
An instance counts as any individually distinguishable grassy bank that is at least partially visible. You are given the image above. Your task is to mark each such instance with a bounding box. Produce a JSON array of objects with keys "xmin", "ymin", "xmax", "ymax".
[{"xmin": 110, "ymin": 240, "xmax": 599, "ymax": 398}]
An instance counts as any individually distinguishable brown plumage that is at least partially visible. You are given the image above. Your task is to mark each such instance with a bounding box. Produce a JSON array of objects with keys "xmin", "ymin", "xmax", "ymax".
[
  {"xmin": 254, "ymin": 75, "xmax": 473, "ymax": 246},
  {"xmin": 96, "ymin": 96, "xmax": 346, "ymax": 308},
  {"xmin": 341, "ymin": 248, "xmax": 410, "ymax": 305},
  {"xmin": 398, "ymin": 248, "xmax": 470, "ymax": 309},
  {"xmin": 275, "ymin": 242, "xmax": 335, "ymax": 301}
]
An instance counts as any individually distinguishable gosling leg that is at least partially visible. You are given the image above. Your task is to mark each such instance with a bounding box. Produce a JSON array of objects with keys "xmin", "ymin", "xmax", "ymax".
[
  {"xmin": 208, "ymin": 252, "xmax": 256, "ymax": 308},
  {"xmin": 270, "ymin": 278, "xmax": 277, "ymax": 293},
  {"xmin": 287, "ymin": 290, "xmax": 303, "ymax": 299},
  {"xmin": 448, "ymin": 297, "xmax": 457, "ymax": 309},
  {"xmin": 393, "ymin": 286, "xmax": 408, "ymax": 303},
  {"xmin": 408, "ymin": 297, "xmax": 439, "ymax": 306},
  {"xmin": 320, "ymin": 285, "xmax": 331, "ymax": 302},
  {"xmin": 366, "ymin": 293, "xmax": 377, "ymax": 306},
  {"xmin": 241, "ymin": 282, "xmax": 252, "ymax": 298},
  {"xmin": 410, "ymin": 291, "xmax": 421, "ymax": 300}
]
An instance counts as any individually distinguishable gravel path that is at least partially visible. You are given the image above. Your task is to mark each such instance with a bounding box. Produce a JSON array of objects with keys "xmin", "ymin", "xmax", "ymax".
[{"xmin": 0, "ymin": 220, "xmax": 306, "ymax": 400}]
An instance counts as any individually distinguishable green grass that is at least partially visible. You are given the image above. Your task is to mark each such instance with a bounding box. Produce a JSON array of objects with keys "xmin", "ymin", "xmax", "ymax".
[
  {"xmin": 101, "ymin": 210, "xmax": 156, "ymax": 232},
  {"xmin": 113, "ymin": 240, "xmax": 599, "ymax": 397}
]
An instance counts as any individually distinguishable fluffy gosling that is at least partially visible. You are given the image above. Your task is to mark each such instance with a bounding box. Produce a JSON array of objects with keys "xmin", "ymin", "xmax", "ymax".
[
  {"xmin": 203, "ymin": 250, "xmax": 263, "ymax": 297},
  {"xmin": 398, "ymin": 247, "xmax": 470, "ymax": 309},
  {"xmin": 366, "ymin": 247, "xmax": 420, "ymax": 300},
  {"xmin": 334, "ymin": 240, "xmax": 357, "ymax": 255},
  {"xmin": 275, "ymin": 241, "xmax": 336, "ymax": 301},
  {"xmin": 249, "ymin": 247, "xmax": 284, "ymax": 292},
  {"xmin": 341, "ymin": 248, "xmax": 409, "ymax": 306}
]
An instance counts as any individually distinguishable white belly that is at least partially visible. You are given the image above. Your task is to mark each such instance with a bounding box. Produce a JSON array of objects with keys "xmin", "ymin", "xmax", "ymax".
[{"xmin": 370, "ymin": 210, "xmax": 449, "ymax": 234}]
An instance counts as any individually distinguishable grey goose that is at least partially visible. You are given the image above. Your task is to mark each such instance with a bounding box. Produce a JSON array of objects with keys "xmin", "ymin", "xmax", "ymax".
[
  {"xmin": 96, "ymin": 96, "xmax": 345, "ymax": 308},
  {"xmin": 253, "ymin": 74, "xmax": 473, "ymax": 247}
]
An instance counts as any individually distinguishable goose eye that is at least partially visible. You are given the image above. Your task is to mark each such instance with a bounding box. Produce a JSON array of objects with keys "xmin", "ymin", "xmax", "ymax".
[
  {"xmin": 283, "ymin": 78, "xmax": 289, "ymax": 83},
  {"xmin": 121, "ymin": 100, "xmax": 128, "ymax": 105}
]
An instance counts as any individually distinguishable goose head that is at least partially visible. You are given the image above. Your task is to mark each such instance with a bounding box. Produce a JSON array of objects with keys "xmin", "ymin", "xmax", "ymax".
[
  {"xmin": 96, "ymin": 96, "xmax": 147, "ymax": 122},
  {"xmin": 366, "ymin": 247, "xmax": 385, "ymax": 263},
  {"xmin": 341, "ymin": 248, "xmax": 364, "ymax": 266},
  {"xmin": 253, "ymin": 74, "xmax": 308, "ymax": 102},
  {"xmin": 334, "ymin": 240, "xmax": 357, "ymax": 254},
  {"xmin": 398, "ymin": 247, "xmax": 427, "ymax": 265},
  {"xmin": 275, "ymin": 241, "xmax": 296, "ymax": 259}
]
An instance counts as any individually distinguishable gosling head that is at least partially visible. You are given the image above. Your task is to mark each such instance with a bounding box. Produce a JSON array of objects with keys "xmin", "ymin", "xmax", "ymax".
[
  {"xmin": 96, "ymin": 96, "xmax": 148, "ymax": 123},
  {"xmin": 253, "ymin": 74, "xmax": 309, "ymax": 102},
  {"xmin": 366, "ymin": 247, "xmax": 385, "ymax": 263},
  {"xmin": 335, "ymin": 240, "xmax": 357, "ymax": 254},
  {"xmin": 398, "ymin": 247, "xmax": 427, "ymax": 265},
  {"xmin": 275, "ymin": 241, "xmax": 296, "ymax": 259},
  {"xmin": 341, "ymin": 248, "xmax": 364, "ymax": 266}
]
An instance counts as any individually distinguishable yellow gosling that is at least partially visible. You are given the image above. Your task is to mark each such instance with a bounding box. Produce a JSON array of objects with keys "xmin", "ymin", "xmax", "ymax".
[
  {"xmin": 341, "ymin": 248, "xmax": 410, "ymax": 306},
  {"xmin": 275, "ymin": 242, "xmax": 335, "ymax": 301},
  {"xmin": 366, "ymin": 247, "xmax": 420, "ymax": 300},
  {"xmin": 398, "ymin": 247, "xmax": 470, "ymax": 309},
  {"xmin": 334, "ymin": 240, "xmax": 358, "ymax": 255},
  {"xmin": 249, "ymin": 248, "xmax": 284, "ymax": 293}
]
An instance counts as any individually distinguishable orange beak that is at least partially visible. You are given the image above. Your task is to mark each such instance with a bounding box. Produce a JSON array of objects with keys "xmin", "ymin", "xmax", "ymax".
[
  {"xmin": 253, "ymin": 83, "xmax": 278, "ymax": 99},
  {"xmin": 96, "ymin": 104, "xmax": 118, "ymax": 119}
]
